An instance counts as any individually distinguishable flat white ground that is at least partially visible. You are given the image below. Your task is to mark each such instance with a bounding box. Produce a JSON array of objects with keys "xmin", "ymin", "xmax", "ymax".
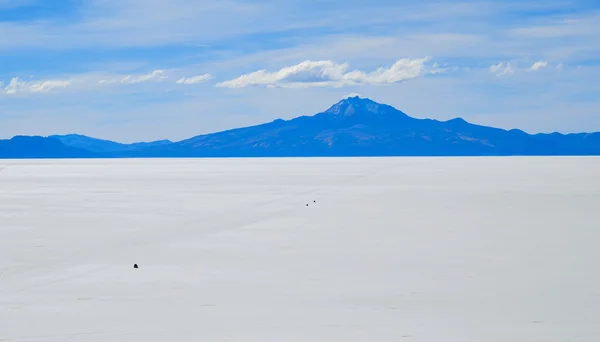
[{"xmin": 0, "ymin": 157, "xmax": 599, "ymax": 342}]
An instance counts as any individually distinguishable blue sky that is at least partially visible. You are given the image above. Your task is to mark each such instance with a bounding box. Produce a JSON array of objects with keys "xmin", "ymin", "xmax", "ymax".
[{"xmin": 0, "ymin": 0, "xmax": 599, "ymax": 142}]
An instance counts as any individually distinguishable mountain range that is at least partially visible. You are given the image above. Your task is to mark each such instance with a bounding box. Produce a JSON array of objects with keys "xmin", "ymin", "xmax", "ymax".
[{"xmin": 1, "ymin": 96, "xmax": 599, "ymax": 158}]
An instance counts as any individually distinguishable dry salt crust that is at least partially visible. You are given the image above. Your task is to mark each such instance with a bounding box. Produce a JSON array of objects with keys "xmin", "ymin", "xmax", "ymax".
[{"xmin": 0, "ymin": 157, "xmax": 599, "ymax": 342}]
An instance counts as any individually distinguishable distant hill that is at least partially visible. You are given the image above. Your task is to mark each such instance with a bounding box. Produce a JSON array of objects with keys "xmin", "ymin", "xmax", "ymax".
[
  {"xmin": 2, "ymin": 96, "xmax": 599, "ymax": 158},
  {"xmin": 50, "ymin": 134, "xmax": 172, "ymax": 153},
  {"xmin": 0, "ymin": 136, "xmax": 98, "ymax": 158}
]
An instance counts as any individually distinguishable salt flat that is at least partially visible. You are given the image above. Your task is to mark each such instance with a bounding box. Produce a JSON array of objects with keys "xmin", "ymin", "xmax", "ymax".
[{"xmin": 0, "ymin": 157, "xmax": 599, "ymax": 342}]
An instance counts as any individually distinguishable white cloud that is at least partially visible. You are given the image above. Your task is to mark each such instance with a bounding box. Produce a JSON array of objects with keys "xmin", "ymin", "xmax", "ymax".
[
  {"xmin": 30, "ymin": 80, "xmax": 71, "ymax": 92},
  {"xmin": 529, "ymin": 60, "xmax": 549, "ymax": 71},
  {"xmin": 2, "ymin": 69, "xmax": 173, "ymax": 96},
  {"xmin": 120, "ymin": 70, "xmax": 167, "ymax": 84},
  {"xmin": 3, "ymin": 77, "xmax": 71, "ymax": 95},
  {"xmin": 488, "ymin": 60, "xmax": 553, "ymax": 75},
  {"xmin": 216, "ymin": 57, "xmax": 434, "ymax": 88},
  {"xmin": 176, "ymin": 74, "xmax": 213, "ymax": 84},
  {"xmin": 489, "ymin": 62, "xmax": 514, "ymax": 76}
]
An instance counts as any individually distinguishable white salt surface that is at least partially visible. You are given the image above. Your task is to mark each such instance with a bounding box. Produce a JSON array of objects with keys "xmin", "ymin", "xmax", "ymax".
[{"xmin": 1, "ymin": 157, "xmax": 599, "ymax": 341}]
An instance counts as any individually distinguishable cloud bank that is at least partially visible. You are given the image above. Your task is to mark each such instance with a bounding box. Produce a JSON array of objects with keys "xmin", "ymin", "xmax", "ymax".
[
  {"xmin": 0, "ymin": 58, "xmax": 566, "ymax": 96},
  {"xmin": 216, "ymin": 57, "xmax": 435, "ymax": 88}
]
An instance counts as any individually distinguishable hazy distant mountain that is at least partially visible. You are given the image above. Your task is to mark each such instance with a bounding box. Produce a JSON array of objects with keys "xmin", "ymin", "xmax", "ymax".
[
  {"xmin": 0, "ymin": 136, "xmax": 98, "ymax": 158},
  {"xmin": 50, "ymin": 134, "xmax": 172, "ymax": 153},
  {"xmin": 131, "ymin": 96, "xmax": 600, "ymax": 157},
  {"xmin": 2, "ymin": 97, "xmax": 600, "ymax": 158}
]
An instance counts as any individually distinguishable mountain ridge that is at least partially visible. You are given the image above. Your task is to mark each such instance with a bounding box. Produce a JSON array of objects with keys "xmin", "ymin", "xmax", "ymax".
[
  {"xmin": 49, "ymin": 134, "xmax": 173, "ymax": 153},
  {"xmin": 1, "ymin": 96, "xmax": 599, "ymax": 158}
]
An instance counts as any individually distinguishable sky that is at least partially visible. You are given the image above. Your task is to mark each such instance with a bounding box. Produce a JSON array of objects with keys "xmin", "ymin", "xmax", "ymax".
[{"xmin": 0, "ymin": 0, "xmax": 599, "ymax": 142}]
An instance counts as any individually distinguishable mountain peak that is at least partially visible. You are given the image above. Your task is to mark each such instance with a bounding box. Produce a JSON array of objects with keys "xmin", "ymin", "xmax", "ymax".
[
  {"xmin": 323, "ymin": 96, "xmax": 409, "ymax": 119},
  {"xmin": 325, "ymin": 96, "xmax": 384, "ymax": 116}
]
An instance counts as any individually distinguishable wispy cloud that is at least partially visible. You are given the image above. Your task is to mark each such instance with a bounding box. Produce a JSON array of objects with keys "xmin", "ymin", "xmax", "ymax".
[
  {"xmin": 114, "ymin": 70, "xmax": 167, "ymax": 84},
  {"xmin": 176, "ymin": 74, "xmax": 213, "ymax": 84},
  {"xmin": 488, "ymin": 60, "xmax": 557, "ymax": 76},
  {"xmin": 96, "ymin": 71, "xmax": 165, "ymax": 86},
  {"xmin": 2, "ymin": 69, "xmax": 171, "ymax": 96},
  {"xmin": 511, "ymin": 13, "xmax": 600, "ymax": 39},
  {"xmin": 489, "ymin": 62, "xmax": 514, "ymax": 77},
  {"xmin": 2, "ymin": 77, "xmax": 71, "ymax": 95},
  {"xmin": 216, "ymin": 58, "xmax": 436, "ymax": 88}
]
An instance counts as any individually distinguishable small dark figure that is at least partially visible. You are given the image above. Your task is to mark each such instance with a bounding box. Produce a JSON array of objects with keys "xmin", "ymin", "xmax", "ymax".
[
  {"xmin": 133, "ymin": 264, "xmax": 139, "ymax": 269},
  {"xmin": 314, "ymin": 200, "xmax": 316, "ymax": 203},
  {"xmin": 306, "ymin": 204, "xmax": 309, "ymax": 207}
]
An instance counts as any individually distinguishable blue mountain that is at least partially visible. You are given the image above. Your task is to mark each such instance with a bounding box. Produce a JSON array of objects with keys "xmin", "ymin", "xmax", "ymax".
[
  {"xmin": 0, "ymin": 136, "xmax": 98, "ymax": 158},
  {"xmin": 49, "ymin": 134, "xmax": 172, "ymax": 153},
  {"xmin": 130, "ymin": 96, "xmax": 600, "ymax": 157},
  {"xmin": 1, "ymin": 96, "xmax": 599, "ymax": 158}
]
